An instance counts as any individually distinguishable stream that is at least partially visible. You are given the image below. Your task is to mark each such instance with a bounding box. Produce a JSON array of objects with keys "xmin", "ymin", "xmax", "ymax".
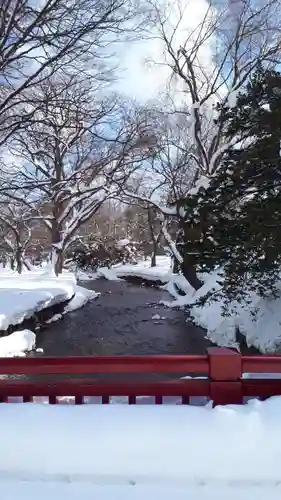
[{"xmin": 36, "ymin": 279, "xmax": 214, "ymax": 356}]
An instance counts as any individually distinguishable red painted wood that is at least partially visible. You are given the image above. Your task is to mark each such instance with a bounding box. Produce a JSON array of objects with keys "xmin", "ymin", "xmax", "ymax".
[
  {"xmin": 23, "ymin": 396, "xmax": 33, "ymax": 403},
  {"xmin": 207, "ymin": 348, "xmax": 243, "ymax": 406},
  {"xmin": 208, "ymin": 347, "xmax": 242, "ymax": 380},
  {"xmin": 0, "ymin": 379, "xmax": 209, "ymax": 398},
  {"xmin": 210, "ymin": 381, "xmax": 243, "ymax": 406},
  {"xmin": 242, "ymin": 379, "xmax": 281, "ymax": 397},
  {"xmin": 0, "ymin": 355, "xmax": 209, "ymax": 375},
  {"xmin": 242, "ymin": 356, "xmax": 281, "ymax": 374},
  {"xmin": 155, "ymin": 395, "xmax": 163, "ymax": 404},
  {"xmin": 181, "ymin": 396, "xmax": 190, "ymax": 405},
  {"xmin": 1, "ymin": 350, "xmax": 281, "ymax": 406}
]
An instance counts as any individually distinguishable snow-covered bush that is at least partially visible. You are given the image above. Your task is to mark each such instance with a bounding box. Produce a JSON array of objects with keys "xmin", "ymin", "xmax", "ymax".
[{"xmin": 71, "ymin": 237, "xmax": 142, "ymax": 270}]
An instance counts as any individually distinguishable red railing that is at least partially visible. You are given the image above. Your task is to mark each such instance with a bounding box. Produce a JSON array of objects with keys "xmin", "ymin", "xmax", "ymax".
[{"xmin": 1, "ymin": 347, "xmax": 281, "ymax": 406}]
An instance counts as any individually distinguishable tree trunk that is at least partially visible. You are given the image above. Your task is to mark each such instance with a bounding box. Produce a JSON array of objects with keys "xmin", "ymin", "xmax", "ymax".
[
  {"xmin": 151, "ymin": 242, "xmax": 157, "ymax": 267},
  {"xmin": 52, "ymin": 248, "xmax": 64, "ymax": 276},
  {"xmin": 23, "ymin": 259, "xmax": 33, "ymax": 271},
  {"xmin": 51, "ymin": 215, "xmax": 64, "ymax": 275},
  {"xmin": 15, "ymin": 247, "xmax": 23, "ymax": 274},
  {"xmin": 148, "ymin": 206, "xmax": 159, "ymax": 268},
  {"xmin": 173, "ymin": 258, "xmax": 181, "ymax": 273},
  {"xmin": 181, "ymin": 255, "xmax": 203, "ymax": 291},
  {"xmin": 161, "ymin": 220, "xmax": 203, "ymax": 291}
]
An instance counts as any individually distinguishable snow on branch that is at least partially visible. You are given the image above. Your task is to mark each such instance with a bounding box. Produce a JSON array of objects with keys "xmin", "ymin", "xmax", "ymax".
[
  {"xmin": 161, "ymin": 218, "xmax": 183, "ymax": 264},
  {"xmin": 121, "ymin": 188, "xmax": 177, "ymax": 216}
]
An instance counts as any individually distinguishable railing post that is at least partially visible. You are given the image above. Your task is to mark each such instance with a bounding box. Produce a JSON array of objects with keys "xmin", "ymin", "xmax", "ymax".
[{"xmin": 207, "ymin": 347, "xmax": 242, "ymax": 406}]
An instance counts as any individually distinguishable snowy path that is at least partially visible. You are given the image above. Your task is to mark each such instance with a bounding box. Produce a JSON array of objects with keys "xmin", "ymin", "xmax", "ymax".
[
  {"xmin": 2, "ymin": 401, "xmax": 281, "ymax": 500},
  {"xmin": 3, "ymin": 482, "xmax": 281, "ymax": 500},
  {"xmin": 36, "ymin": 280, "xmax": 214, "ymax": 356}
]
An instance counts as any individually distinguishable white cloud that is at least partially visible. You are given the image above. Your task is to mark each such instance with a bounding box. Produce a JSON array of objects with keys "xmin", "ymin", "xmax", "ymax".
[{"xmin": 116, "ymin": 0, "xmax": 214, "ymax": 103}]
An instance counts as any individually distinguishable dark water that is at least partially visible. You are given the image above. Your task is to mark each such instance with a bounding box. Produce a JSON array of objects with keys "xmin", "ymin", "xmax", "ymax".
[{"xmin": 36, "ymin": 279, "xmax": 214, "ymax": 356}]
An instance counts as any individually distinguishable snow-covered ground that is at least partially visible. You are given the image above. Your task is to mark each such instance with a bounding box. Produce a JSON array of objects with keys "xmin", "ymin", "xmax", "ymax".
[
  {"xmin": 99, "ymin": 256, "xmax": 174, "ymax": 282},
  {"xmin": 5, "ymin": 483, "xmax": 279, "ymax": 500},
  {"xmin": 78, "ymin": 256, "xmax": 174, "ymax": 283},
  {"xmin": 84, "ymin": 256, "xmax": 281, "ymax": 353},
  {"xmin": 2, "ymin": 398, "xmax": 281, "ymax": 499},
  {"xmin": 0, "ymin": 265, "xmax": 99, "ymax": 357},
  {"xmin": 0, "ymin": 266, "xmax": 76, "ymax": 331},
  {"xmin": 0, "ymin": 329, "xmax": 36, "ymax": 357},
  {"xmin": 162, "ymin": 271, "xmax": 281, "ymax": 354}
]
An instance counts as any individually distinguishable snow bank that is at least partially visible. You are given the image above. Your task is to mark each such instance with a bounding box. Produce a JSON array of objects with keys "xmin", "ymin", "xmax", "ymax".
[
  {"xmin": 0, "ymin": 267, "xmax": 99, "ymax": 333},
  {"xmin": 97, "ymin": 256, "xmax": 174, "ymax": 283},
  {"xmin": 45, "ymin": 313, "xmax": 62, "ymax": 324},
  {"xmin": 0, "ymin": 329, "xmax": 35, "ymax": 357},
  {"xmin": 77, "ymin": 270, "xmax": 99, "ymax": 281},
  {"xmin": 116, "ymin": 238, "xmax": 131, "ymax": 249},
  {"xmin": 64, "ymin": 285, "xmax": 100, "ymax": 313},
  {"xmin": 0, "ymin": 268, "xmax": 76, "ymax": 331},
  {"xmin": 2, "ymin": 398, "xmax": 281, "ymax": 492},
  {"xmin": 163, "ymin": 271, "xmax": 281, "ymax": 353},
  {"xmin": 3, "ymin": 482, "xmax": 281, "ymax": 500}
]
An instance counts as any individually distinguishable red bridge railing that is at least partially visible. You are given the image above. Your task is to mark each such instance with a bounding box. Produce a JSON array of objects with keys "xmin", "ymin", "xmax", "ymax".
[{"xmin": 1, "ymin": 347, "xmax": 281, "ymax": 406}]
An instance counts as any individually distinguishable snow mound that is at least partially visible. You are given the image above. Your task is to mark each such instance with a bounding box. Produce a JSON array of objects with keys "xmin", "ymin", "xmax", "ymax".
[
  {"xmin": 163, "ymin": 271, "xmax": 281, "ymax": 353},
  {"xmin": 116, "ymin": 238, "xmax": 131, "ymax": 249},
  {"xmin": 45, "ymin": 314, "xmax": 62, "ymax": 324},
  {"xmin": 4, "ymin": 483, "xmax": 281, "ymax": 500},
  {"xmin": 97, "ymin": 267, "xmax": 124, "ymax": 281},
  {"xmin": 0, "ymin": 267, "xmax": 100, "ymax": 332},
  {"xmin": 98, "ymin": 256, "xmax": 173, "ymax": 283},
  {"xmin": 0, "ymin": 268, "xmax": 76, "ymax": 331},
  {"xmin": 0, "ymin": 329, "xmax": 35, "ymax": 357},
  {"xmin": 64, "ymin": 286, "xmax": 100, "ymax": 313},
  {"xmin": 2, "ymin": 397, "xmax": 281, "ymax": 490}
]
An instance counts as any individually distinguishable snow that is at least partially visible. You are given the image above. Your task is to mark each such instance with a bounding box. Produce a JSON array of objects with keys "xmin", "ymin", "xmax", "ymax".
[
  {"xmin": 64, "ymin": 285, "xmax": 100, "ymax": 313},
  {"xmin": 226, "ymin": 88, "xmax": 240, "ymax": 108},
  {"xmin": 163, "ymin": 270, "xmax": 281, "ymax": 353},
  {"xmin": 2, "ymin": 399, "xmax": 281, "ymax": 498},
  {"xmin": 0, "ymin": 329, "xmax": 35, "ymax": 357},
  {"xmin": 98, "ymin": 256, "xmax": 174, "ymax": 283},
  {"xmin": 152, "ymin": 314, "xmax": 167, "ymax": 321},
  {"xmin": 45, "ymin": 313, "xmax": 62, "ymax": 324},
  {"xmin": 152, "ymin": 313, "xmax": 161, "ymax": 320},
  {"xmin": 189, "ymin": 176, "xmax": 210, "ymax": 195},
  {"xmin": 0, "ymin": 267, "xmax": 99, "ymax": 349},
  {"xmin": 52, "ymin": 241, "xmax": 64, "ymax": 250},
  {"xmin": 76, "ymin": 270, "xmax": 99, "ymax": 281},
  {"xmin": 3, "ymin": 483, "xmax": 281, "ymax": 500},
  {"xmin": 0, "ymin": 267, "xmax": 76, "ymax": 331},
  {"xmin": 261, "ymin": 102, "xmax": 270, "ymax": 111},
  {"xmin": 161, "ymin": 221, "xmax": 183, "ymax": 264},
  {"xmin": 116, "ymin": 238, "xmax": 131, "ymax": 249}
]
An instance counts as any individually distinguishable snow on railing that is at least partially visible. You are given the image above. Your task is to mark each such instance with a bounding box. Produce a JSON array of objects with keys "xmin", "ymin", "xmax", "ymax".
[{"xmin": 1, "ymin": 348, "xmax": 281, "ymax": 406}]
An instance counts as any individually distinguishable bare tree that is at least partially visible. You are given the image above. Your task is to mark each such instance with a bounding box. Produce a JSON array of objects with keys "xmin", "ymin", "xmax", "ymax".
[
  {"xmin": 1, "ymin": 74, "xmax": 155, "ymax": 274},
  {"xmin": 121, "ymin": 0, "xmax": 281, "ymax": 289},
  {"xmin": 0, "ymin": 0, "xmax": 150, "ymax": 147},
  {"xmin": 0, "ymin": 202, "xmax": 31, "ymax": 273},
  {"xmin": 151, "ymin": 0, "xmax": 281, "ymax": 183}
]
